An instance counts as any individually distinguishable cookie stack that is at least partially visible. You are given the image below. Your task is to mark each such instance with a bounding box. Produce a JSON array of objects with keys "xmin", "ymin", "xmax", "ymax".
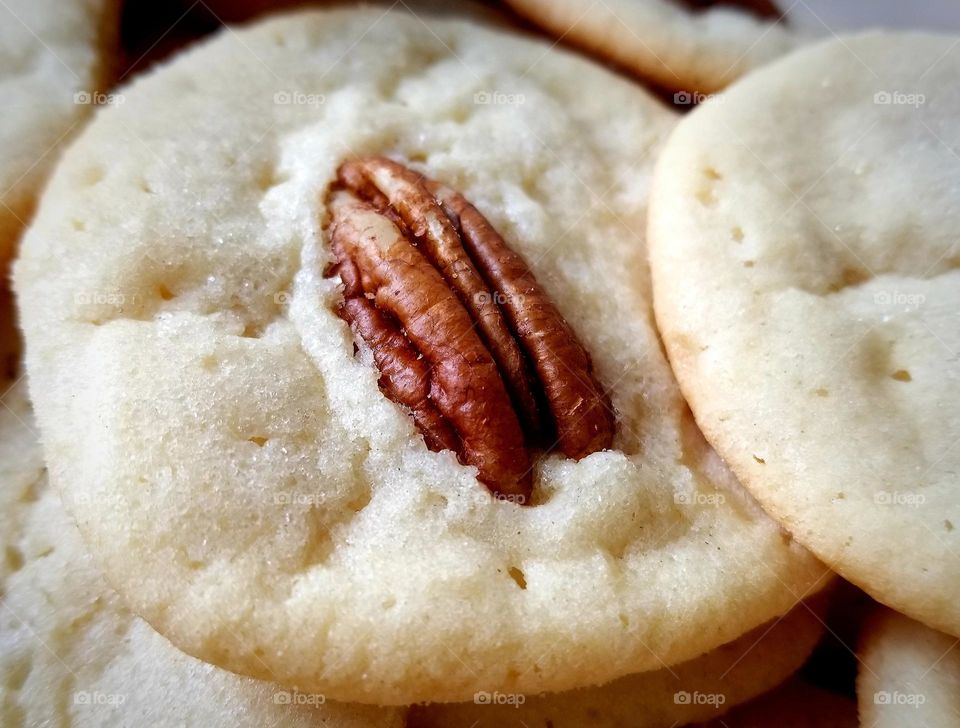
[{"xmin": 1, "ymin": 1, "xmax": 957, "ymax": 726}]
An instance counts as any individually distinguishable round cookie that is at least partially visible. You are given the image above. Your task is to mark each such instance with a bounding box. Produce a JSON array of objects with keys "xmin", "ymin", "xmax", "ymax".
[
  {"xmin": 409, "ymin": 600, "xmax": 824, "ymax": 727},
  {"xmin": 0, "ymin": 0, "xmax": 118, "ymax": 271},
  {"xmin": 696, "ymin": 679, "xmax": 858, "ymax": 728},
  {"xmin": 503, "ymin": 0, "xmax": 803, "ymax": 95},
  {"xmin": 649, "ymin": 32, "xmax": 960, "ymax": 637},
  {"xmin": 858, "ymin": 609, "xmax": 960, "ymax": 728},
  {"xmin": 0, "ymin": 378, "xmax": 405, "ymax": 728},
  {"xmin": 14, "ymin": 6, "xmax": 827, "ymax": 704}
]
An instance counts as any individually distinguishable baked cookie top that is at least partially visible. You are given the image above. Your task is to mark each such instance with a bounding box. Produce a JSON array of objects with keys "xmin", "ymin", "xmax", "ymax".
[
  {"xmin": 858, "ymin": 609, "xmax": 960, "ymax": 727},
  {"xmin": 503, "ymin": 0, "xmax": 802, "ymax": 94},
  {"xmin": 0, "ymin": 380, "xmax": 405, "ymax": 728},
  {"xmin": 0, "ymin": 0, "xmax": 116, "ymax": 267},
  {"xmin": 649, "ymin": 33, "xmax": 960, "ymax": 637},
  {"xmin": 15, "ymin": 6, "xmax": 825, "ymax": 704}
]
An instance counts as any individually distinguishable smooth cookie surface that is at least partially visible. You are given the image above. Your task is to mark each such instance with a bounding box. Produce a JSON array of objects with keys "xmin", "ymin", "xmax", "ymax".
[
  {"xmin": 650, "ymin": 32, "xmax": 960, "ymax": 637},
  {"xmin": 858, "ymin": 609, "xmax": 960, "ymax": 728}
]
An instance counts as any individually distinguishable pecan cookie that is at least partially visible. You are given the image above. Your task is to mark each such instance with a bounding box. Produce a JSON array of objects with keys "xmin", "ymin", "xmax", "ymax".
[
  {"xmin": 503, "ymin": 0, "xmax": 804, "ymax": 95},
  {"xmin": 858, "ymin": 608, "xmax": 960, "ymax": 728},
  {"xmin": 650, "ymin": 33, "xmax": 960, "ymax": 638},
  {"xmin": 14, "ymin": 6, "xmax": 826, "ymax": 704},
  {"xmin": 0, "ymin": 380, "xmax": 405, "ymax": 728},
  {"xmin": 0, "ymin": 0, "xmax": 118, "ymax": 272}
]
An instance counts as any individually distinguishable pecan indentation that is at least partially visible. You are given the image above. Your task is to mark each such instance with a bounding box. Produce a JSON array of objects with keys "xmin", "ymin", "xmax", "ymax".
[{"xmin": 326, "ymin": 157, "xmax": 615, "ymax": 501}]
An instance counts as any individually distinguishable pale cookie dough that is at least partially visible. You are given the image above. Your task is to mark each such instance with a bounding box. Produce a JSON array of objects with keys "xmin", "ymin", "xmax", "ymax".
[
  {"xmin": 649, "ymin": 32, "xmax": 960, "ymax": 636},
  {"xmin": 504, "ymin": 0, "xmax": 802, "ymax": 94},
  {"xmin": 0, "ymin": 0, "xmax": 117, "ymax": 270},
  {"xmin": 858, "ymin": 609, "xmax": 960, "ymax": 728},
  {"xmin": 409, "ymin": 600, "xmax": 824, "ymax": 727},
  {"xmin": 15, "ymin": 6, "xmax": 826, "ymax": 704},
  {"xmin": 0, "ymin": 378, "xmax": 405, "ymax": 728}
]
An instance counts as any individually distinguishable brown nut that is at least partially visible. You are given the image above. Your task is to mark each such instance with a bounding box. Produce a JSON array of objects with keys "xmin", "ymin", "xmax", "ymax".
[{"xmin": 325, "ymin": 158, "xmax": 615, "ymax": 501}]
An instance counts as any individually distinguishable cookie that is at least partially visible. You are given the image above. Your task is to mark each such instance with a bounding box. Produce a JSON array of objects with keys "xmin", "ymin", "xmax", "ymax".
[
  {"xmin": 504, "ymin": 0, "xmax": 802, "ymax": 95},
  {"xmin": 409, "ymin": 600, "xmax": 824, "ymax": 727},
  {"xmin": 14, "ymin": 6, "xmax": 826, "ymax": 704},
  {"xmin": 649, "ymin": 32, "xmax": 960, "ymax": 637},
  {"xmin": 0, "ymin": 378, "xmax": 405, "ymax": 728},
  {"xmin": 0, "ymin": 0, "xmax": 118, "ymax": 271},
  {"xmin": 858, "ymin": 609, "xmax": 960, "ymax": 728},
  {"xmin": 696, "ymin": 678, "xmax": 858, "ymax": 727}
]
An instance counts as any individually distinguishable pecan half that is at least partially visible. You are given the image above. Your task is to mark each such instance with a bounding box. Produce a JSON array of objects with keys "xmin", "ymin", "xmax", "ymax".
[{"xmin": 325, "ymin": 157, "xmax": 615, "ymax": 500}]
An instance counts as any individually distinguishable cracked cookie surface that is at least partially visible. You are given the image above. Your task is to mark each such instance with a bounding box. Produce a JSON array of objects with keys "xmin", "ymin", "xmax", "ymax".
[{"xmin": 15, "ymin": 6, "xmax": 825, "ymax": 704}]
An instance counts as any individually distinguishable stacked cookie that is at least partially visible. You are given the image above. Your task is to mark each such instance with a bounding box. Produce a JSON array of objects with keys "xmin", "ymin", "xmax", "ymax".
[{"xmin": 2, "ymin": 1, "xmax": 957, "ymax": 726}]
